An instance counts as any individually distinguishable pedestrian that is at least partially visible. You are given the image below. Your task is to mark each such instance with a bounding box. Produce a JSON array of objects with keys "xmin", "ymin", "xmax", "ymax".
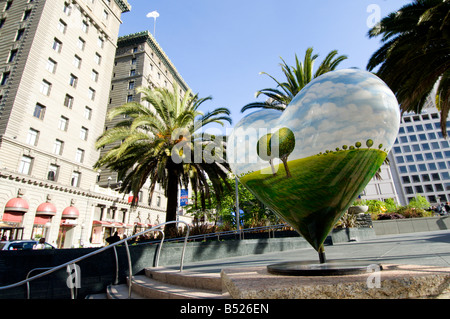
[
  {"xmin": 445, "ymin": 202, "xmax": 450, "ymax": 214},
  {"xmin": 33, "ymin": 238, "xmax": 46, "ymax": 249},
  {"xmin": 105, "ymin": 231, "xmax": 121, "ymax": 245}
]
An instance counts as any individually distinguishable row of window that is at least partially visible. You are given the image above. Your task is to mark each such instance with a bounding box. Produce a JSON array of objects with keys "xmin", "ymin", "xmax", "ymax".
[
  {"xmin": 395, "ymin": 132, "xmax": 449, "ymax": 144},
  {"xmin": 396, "ymin": 152, "xmax": 450, "ymax": 163},
  {"xmin": 393, "ymin": 141, "xmax": 450, "ymax": 154},
  {"xmin": 402, "ymin": 113, "xmax": 440, "ymax": 123},
  {"xmin": 404, "ymin": 183, "xmax": 450, "ymax": 194},
  {"xmin": 398, "ymin": 121, "xmax": 450, "ymax": 134},
  {"xmin": 19, "ymin": 155, "xmax": 82, "ymax": 187},
  {"xmin": 398, "ymin": 164, "xmax": 450, "ymax": 177},
  {"xmin": 26, "ymin": 128, "xmax": 85, "ymax": 163}
]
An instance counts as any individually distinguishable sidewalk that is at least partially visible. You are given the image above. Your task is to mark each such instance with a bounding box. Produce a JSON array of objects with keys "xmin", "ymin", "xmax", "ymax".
[{"xmin": 179, "ymin": 229, "xmax": 450, "ymax": 273}]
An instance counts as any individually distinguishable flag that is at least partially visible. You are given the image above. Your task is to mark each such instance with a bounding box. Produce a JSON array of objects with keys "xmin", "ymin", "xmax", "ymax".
[{"xmin": 146, "ymin": 10, "xmax": 159, "ymax": 19}]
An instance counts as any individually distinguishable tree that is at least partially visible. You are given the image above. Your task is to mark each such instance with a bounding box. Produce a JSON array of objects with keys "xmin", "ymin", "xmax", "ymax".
[
  {"xmin": 95, "ymin": 84, "xmax": 232, "ymax": 236},
  {"xmin": 241, "ymin": 47, "xmax": 348, "ymax": 113},
  {"xmin": 367, "ymin": 0, "xmax": 450, "ymax": 137},
  {"xmin": 257, "ymin": 133, "xmax": 277, "ymax": 176},
  {"xmin": 270, "ymin": 127, "xmax": 295, "ymax": 178},
  {"xmin": 366, "ymin": 139, "xmax": 374, "ymax": 148}
]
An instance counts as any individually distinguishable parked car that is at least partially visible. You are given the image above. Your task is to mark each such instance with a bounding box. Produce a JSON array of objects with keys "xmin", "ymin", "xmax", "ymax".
[{"xmin": 0, "ymin": 240, "xmax": 55, "ymax": 250}]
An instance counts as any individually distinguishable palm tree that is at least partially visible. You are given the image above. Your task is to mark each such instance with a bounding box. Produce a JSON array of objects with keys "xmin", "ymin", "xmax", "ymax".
[
  {"xmin": 241, "ymin": 47, "xmax": 348, "ymax": 112},
  {"xmin": 95, "ymin": 84, "xmax": 232, "ymax": 236},
  {"xmin": 367, "ymin": 0, "xmax": 450, "ymax": 136}
]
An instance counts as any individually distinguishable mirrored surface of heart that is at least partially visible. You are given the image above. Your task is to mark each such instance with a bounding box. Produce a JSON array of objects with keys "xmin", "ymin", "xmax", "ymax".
[{"xmin": 228, "ymin": 69, "xmax": 400, "ymax": 253}]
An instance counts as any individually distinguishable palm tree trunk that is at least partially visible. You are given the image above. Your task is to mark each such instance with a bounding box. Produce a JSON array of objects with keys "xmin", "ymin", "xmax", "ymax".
[{"xmin": 165, "ymin": 165, "xmax": 179, "ymax": 237}]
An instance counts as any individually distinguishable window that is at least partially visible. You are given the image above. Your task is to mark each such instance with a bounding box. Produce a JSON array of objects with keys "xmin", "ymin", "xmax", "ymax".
[
  {"xmin": 64, "ymin": 94, "xmax": 73, "ymax": 108},
  {"xmin": 69, "ymin": 74, "xmax": 78, "ymax": 88},
  {"xmin": 52, "ymin": 38, "xmax": 62, "ymax": 52},
  {"xmin": 40, "ymin": 80, "xmax": 51, "ymax": 96},
  {"xmin": 73, "ymin": 55, "xmax": 81, "ymax": 69},
  {"xmin": 130, "ymin": 69, "xmax": 136, "ymax": 76},
  {"xmin": 94, "ymin": 53, "xmax": 101, "ymax": 65},
  {"xmin": 0, "ymin": 19, "xmax": 5, "ymax": 29},
  {"xmin": 435, "ymin": 151, "xmax": 443, "ymax": 160},
  {"xmin": 131, "ymin": 58, "xmax": 136, "ymax": 65},
  {"xmin": 91, "ymin": 69, "xmax": 98, "ymax": 82},
  {"xmin": 1, "ymin": 72, "xmax": 10, "ymax": 85},
  {"xmin": 75, "ymin": 148, "xmax": 84, "ymax": 163},
  {"xmin": 15, "ymin": 29, "xmax": 25, "ymax": 41},
  {"xmin": 412, "ymin": 175, "xmax": 421, "ymax": 183},
  {"xmin": 71, "ymin": 171, "xmax": 80, "ymax": 187},
  {"xmin": 80, "ymin": 127, "xmax": 88, "ymax": 140},
  {"xmin": 97, "ymin": 37, "xmax": 104, "ymax": 48},
  {"xmin": 432, "ymin": 173, "xmax": 441, "ymax": 181},
  {"xmin": 405, "ymin": 186, "xmax": 414, "ymax": 195},
  {"xmin": 77, "ymin": 37, "xmax": 85, "ymax": 50},
  {"xmin": 84, "ymin": 106, "xmax": 92, "ymax": 120},
  {"xmin": 428, "ymin": 163, "xmax": 437, "ymax": 170},
  {"xmin": 63, "ymin": 2, "xmax": 71, "ymax": 15},
  {"xmin": 33, "ymin": 104, "xmax": 45, "ymax": 119},
  {"xmin": 18, "ymin": 156, "xmax": 33, "ymax": 175},
  {"xmin": 156, "ymin": 196, "xmax": 161, "ymax": 207},
  {"xmin": 103, "ymin": 10, "xmax": 109, "ymax": 20},
  {"xmin": 58, "ymin": 116, "xmax": 68, "ymax": 131},
  {"xmin": 88, "ymin": 87, "xmax": 95, "ymax": 101},
  {"xmin": 127, "ymin": 95, "xmax": 133, "ymax": 102},
  {"xmin": 8, "ymin": 49, "xmax": 18, "ymax": 62},
  {"xmin": 53, "ymin": 139, "xmax": 64, "ymax": 155},
  {"xmin": 425, "ymin": 184, "xmax": 434, "ymax": 192},
  {"xmin": 421, "ymin": 174, "xmax": 431, "ymax": 182},
  {"xmin": 57, "ymin": 19, "xmax": 67, "ymax": 33},
  {"xmin": 47, "ymin": 164, "xmax": 59, "ymax": 181},
  {"xmin": 128, "ymin": 81, "xmax": 135, "ymax": 90},
  {"xmin": 46, "ymin": 58, "xmax": 57, "ymax": 73},
  {"xmin": 81, "ymin": 20, "xmax": 89, "ymax": 33},
  {"xmin": 26, "ymin": 128, "xmax": 39, "ymax": 146}
]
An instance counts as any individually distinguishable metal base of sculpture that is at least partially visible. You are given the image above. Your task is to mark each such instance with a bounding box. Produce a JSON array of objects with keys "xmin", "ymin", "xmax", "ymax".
[{"xmin": 267, "ymin": 260, "xmax": 382, "ymax": 276}]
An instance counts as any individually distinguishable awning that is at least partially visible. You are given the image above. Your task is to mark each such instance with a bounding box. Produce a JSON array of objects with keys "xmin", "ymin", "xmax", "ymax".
[
  {"xmin": 92, "ymin": 220, "xmax": 125, "ymax": 228},
  {"xmin": 4, "ymin": 197, "xmax": 29, "ymax": 214},
  {"xmin": 36, "ymin": 202, "xmax": 57, "ymax": 216},
  {"xmin": 62, "ymin": 206, "xmax": 79, "ymax": 219}
]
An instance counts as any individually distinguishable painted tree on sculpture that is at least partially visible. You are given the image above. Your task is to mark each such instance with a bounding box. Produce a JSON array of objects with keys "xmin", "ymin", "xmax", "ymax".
[{"xmin": 270, "ymin": 127, "xmax": 295, "ymax": 178}]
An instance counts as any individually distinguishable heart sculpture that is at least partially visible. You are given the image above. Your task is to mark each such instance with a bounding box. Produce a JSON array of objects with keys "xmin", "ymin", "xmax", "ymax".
[{"xmin": 228, "ymin": 69, "xmax": 400, "ymax": 260}]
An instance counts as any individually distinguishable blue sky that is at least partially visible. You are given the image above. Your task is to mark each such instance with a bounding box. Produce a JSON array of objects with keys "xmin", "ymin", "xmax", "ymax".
[{"xmin": 119, "ymin": 0, "xmax": 409, "ymax": 129}]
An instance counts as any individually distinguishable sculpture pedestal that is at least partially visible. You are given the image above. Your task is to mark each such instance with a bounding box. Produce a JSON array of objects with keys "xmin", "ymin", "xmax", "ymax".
[
  {"xmin": 267, "ymin": 260, "xmax": 381, "ymax": 276},
  {"xmin": 221, "ymin": 264, "xmax": 450, "ymax": 299}
]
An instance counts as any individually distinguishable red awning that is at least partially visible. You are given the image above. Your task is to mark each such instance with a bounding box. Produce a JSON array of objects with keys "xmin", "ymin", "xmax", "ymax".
[
  {"xmin": 2, "ymin": 212, "xmax": 24, "ymax": 223},
  {"xmin": 36, "ymin": 202, "xmax": 57, "ymax": 216},
  {"xmin": 62, "ymin": 206, "xmax": 79, "ymax": 219},
  {"xmin": 4, "ymin": 197, "xmax": 29, "ymax": 214},
  {"xmin": 34, "ymin": 215, "xmax": 51, "ymax": 225},
  {"xmin": 92, "ymin": 220, "xmax": 124, "ymax": 228}
]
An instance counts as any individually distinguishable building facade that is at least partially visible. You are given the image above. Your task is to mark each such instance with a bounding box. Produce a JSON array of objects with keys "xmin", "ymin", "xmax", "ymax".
[
  {"xmin": 360, "ymin": 164, "xmax": 400, "ymax": 203},
  {"xmin": 389, "ymin": 105, "xmax": 450, "ymax": 206},
  {"xmin": 0, "ymin": 0, "xmax": 136, "ymax": 247}
]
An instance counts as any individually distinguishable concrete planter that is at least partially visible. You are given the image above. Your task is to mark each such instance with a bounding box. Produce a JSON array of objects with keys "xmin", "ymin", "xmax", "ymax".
[{"xmin": 372, "ymin": 216, "xmax": 450, "ymax": 235}]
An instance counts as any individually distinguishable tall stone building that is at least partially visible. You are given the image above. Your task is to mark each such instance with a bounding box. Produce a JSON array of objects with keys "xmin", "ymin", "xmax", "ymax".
[{"xmin": 0, "ymin": 0, "xmax": 133, "ymax": 247}]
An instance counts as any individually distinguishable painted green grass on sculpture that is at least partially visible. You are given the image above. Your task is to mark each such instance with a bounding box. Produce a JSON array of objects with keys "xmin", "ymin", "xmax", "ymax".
[{"xmin": 240, "ymin": 148, "xmax": 386, "ymax": 251}]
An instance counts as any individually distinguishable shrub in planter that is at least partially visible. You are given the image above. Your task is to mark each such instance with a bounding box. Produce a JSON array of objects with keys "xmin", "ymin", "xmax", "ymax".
[
  {"xmin": 395, "ymin": 206, "xmax": 433, "ymax": 218},
  {"xmin": 377, "ymin": 213, "xmax": 405, "ymax": 220}
]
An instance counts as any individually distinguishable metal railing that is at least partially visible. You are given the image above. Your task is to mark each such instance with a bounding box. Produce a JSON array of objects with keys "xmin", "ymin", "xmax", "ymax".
[
  {"xmin": 151, "ymin": 223, "xmax": 291, "ymax": 244},
  {"xmin": 0, "ymin": 220, "xmax": 189, "ymax": 299}
]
